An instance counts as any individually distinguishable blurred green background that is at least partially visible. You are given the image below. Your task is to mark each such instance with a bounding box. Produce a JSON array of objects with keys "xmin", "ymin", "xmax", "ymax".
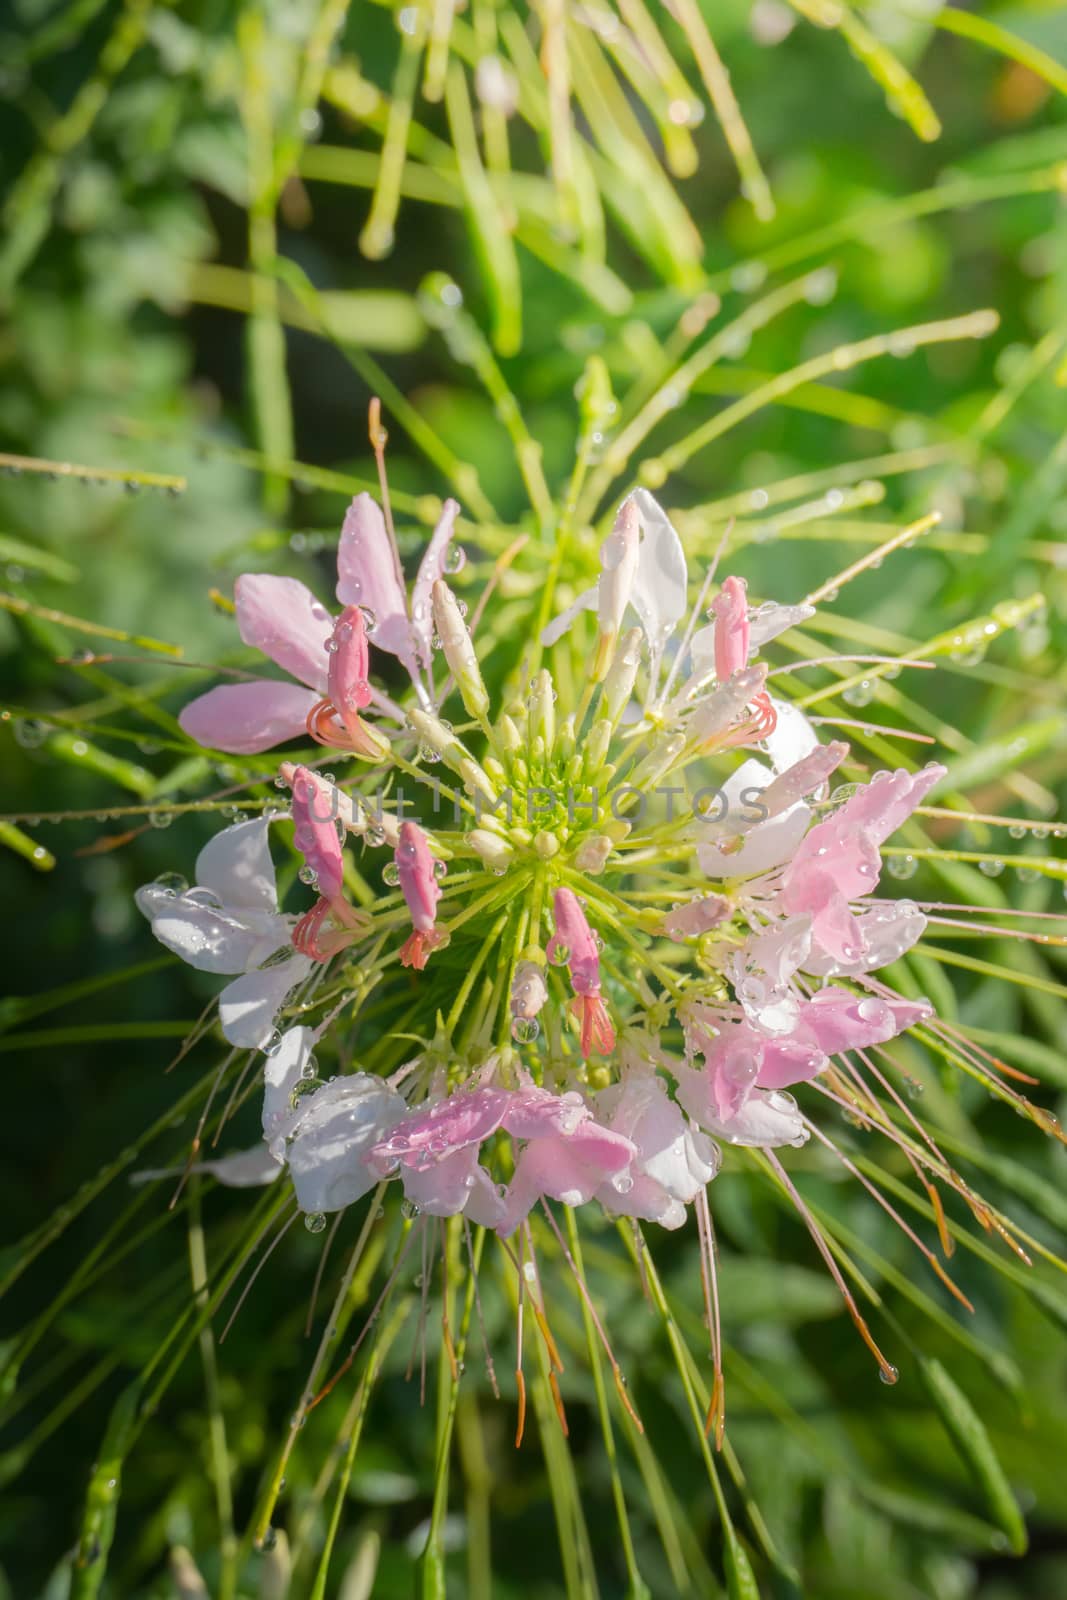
[{"xmin": 2, "ymin": 0, "xmax": 1067, "ymax": 1595}]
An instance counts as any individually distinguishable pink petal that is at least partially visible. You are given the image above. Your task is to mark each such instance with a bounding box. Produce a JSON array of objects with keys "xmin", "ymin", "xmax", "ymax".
[
  {"xmin": 179, "ymin": 681, "xmax": 320, "ymax": 755},
  {"xmin": 369, "ymin": 1087, "xmax": 509, "ymax": 1174},
  {"xmin": 498, "ymin": 1127, "xmax": 635, "ymax": 1233},
  {"xmin": 410, "ymin": 499, "xmax": 460, "ymax": 673},
  {"xmin": 797, "ymin": 989, "xmax": 931, "ymax": 1056},
  {"xmin": 399, "ymin": 1148, "xmax": 486, "ymax": 1215},
  {"xmin": 235, "ymin": 574, "xmax": 332, "ymax": 692},
  {"xmin": 831, "ymin": 765, "xmax": 945, "ymax": 847},
  {"xmin": 336, "ymin": 493, "xmax": 415, "ymax": 676}
]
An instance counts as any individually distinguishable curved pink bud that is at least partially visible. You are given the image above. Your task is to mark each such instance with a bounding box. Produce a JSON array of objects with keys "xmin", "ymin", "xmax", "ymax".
[
  {"xmin": 396, "ymin": 821, "xmax": 441, "ymax": 935},
  {"xmin": 327, "ymin": 605, "xmax": 372, "ymax": 724},
  {"xmin": 548, "ymin": 888, "xmax": 601, "ymax": 996},
  {"xmin": 289, "ymin": 764, "xmax": 346, "ymax": 907},
  {"xmin": 712, "ymin": 576, "xmax": 749, "ymax": 681}
]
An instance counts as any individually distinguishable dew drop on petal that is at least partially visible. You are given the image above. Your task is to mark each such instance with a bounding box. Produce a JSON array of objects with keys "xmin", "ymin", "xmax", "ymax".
[
  {"xmin": 304, "ymin": 1212, "xmax": 327, "ymax": 1234},
  {"xmin": 153, "ymin": 872, "xmax": 188, "ymax": 896}
]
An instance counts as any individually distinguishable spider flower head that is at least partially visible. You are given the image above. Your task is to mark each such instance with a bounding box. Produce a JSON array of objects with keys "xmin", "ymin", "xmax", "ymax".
[{"xmin": 148, "ymin": 478, "xmax": 1064, "ymax": 1434}]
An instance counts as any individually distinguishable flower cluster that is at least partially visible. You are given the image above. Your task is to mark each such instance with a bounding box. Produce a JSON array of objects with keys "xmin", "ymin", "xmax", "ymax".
[{"xmin": 139, "ymin": 484, "xmax": 958, "ymax": 1278}]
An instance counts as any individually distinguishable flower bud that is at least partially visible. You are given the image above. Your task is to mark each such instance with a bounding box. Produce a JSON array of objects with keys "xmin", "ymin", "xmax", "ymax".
[
  {"xmin": 510, "ymin": 960, "xmax": 548, "ymax": 1020},
  {"xmin": 573, "ymin": 834, "xmax": 613, "ymax": 874},
  {"xmin": 528, "ymin": 669, "xmax": 556, "ymax": 753},
  {"xmin": 469, "ymin": 828, "xmax": 515, "ymax": 871},
  {"xmin": 602, "ymin": 627, "xmax": 643, "ymax": 725},
  {"xmin": 431, "ymin": 579, "xmax": 489, "ymax": 719}
]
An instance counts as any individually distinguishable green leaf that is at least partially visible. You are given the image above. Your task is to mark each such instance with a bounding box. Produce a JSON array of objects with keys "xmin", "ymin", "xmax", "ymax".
[{"xmin": 919, "ymin": 1358, "xmax": 1027, "ymax": 1555}]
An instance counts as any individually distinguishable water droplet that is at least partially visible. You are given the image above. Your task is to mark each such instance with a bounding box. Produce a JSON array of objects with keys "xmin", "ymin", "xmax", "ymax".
[
  {"xmin": 298, "ymin": 865, "xmax": 317, "ymax": 886},
  {"xmin": 360, "ymin": 605, "xmax": 377, "ymax": 632},
  {"xmin": 13, "ymin": 718, "xmax": 49, "ymax": 749},
  {"xmin": 262, "ymin": 1029, "xmax": 283, "ymax": 1056},
  {"xmin": 184, "ymin": 886, "xmax": 223, "ymax": 909},
  {"xmin": 148, "ymin": 809, "xmax": 173, "ymax": 829},
  {"xmin": 548, "ymin": 942, "xmax": 570, "ymax": 967},
  {"xmin": 842, "ymin": 678, "xmax": 875, "ymax": 708},
  {"xmin": 978, "ymin": 858, "xmax": 1005, "ymax": 877},
  {"xmin": 433, "ymin": 858, "xmax": 448, "ymax": 879},
  {"xmin": 383, "ymin": 861, "xmax": 401, "ymax": 887},
  {"xmin": 878, "ymin": 1364, "xmax": 900, "ymax": 1385},
  {"xmin": 290, "ymin": 1073, "xmax": 326, "ymax": 1110},
  {"xmin": 153, "ymin": 872, "xmax": 188, "ymax": 896},
  {"xmin": 303, "ymin": 1210, "xmax": 327, "ymax": 1234},
  {"xmin": 444, "ymin": 544, "xmax": 466, "ymax": 575},
  {"xmin": 886, "ymin": 853, "xmax": 917, "ymax": 880},
  {"xmin": 511, "ymin": 1017, "xmax": 540, "ymax": 1044}
]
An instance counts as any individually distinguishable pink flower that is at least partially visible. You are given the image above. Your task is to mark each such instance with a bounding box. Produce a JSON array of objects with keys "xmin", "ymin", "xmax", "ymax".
[
  {"xmin": 395, "ymin": 821, "xmax": 445, "ymax": 970},
  {"xmin": 683, "ymin": 988, "xmax": 932, "ymax": 1126},
  {"xmin": 547, "ymin": 888, "xmax": 615, "ymax": 1057},
  {"xmin": 778, "ymin": 765, "xmax": 944, "ymax": 964},
  {"xmin": 367, "ymin": 1084, "xmax": 636, "ymax": 1235},
  {"xmin": 368, "ymin": 1086, "xmax": 509, "ymax": 1226},
  {"xmin": 178, "ymin": 495, "xmax": 458, "ymax": 755}
]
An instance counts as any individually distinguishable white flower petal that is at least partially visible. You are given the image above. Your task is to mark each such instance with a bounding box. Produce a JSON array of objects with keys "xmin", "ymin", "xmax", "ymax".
[
  {"xmin": 540, "ymin": 585, "xmax": 598, "ymax": 648},
  {"xmin": 630, "ymin": 489, "xmax": 688, "ymax": 670},
  {"xmin": 195, "ymin": 817, "xmax": 279, "ymax": 914},
  {"xmin": 136, "ymin": 893, "xmax": 272, "ymax": 976},
  {"xmin": 262, "ymin": 1025, "xmax": 317, "ymax": 1159},
  {"xmin": 218, "ymin": 954, "xmax": 313, "ymax": 1049},
  {"xmin": 287, "ymin": 1075, "xmax": 407, "ymax": 1213},
  {"xmin": 698, "ymin": 802, "xmax": 810, "ymax": 881},
  {"xmin": 132, "ymin": 1144, "xmax": 282, "ymax": 1188},
  {"xmin": 762, "ymin": 697, "xmax": 819, "ymax": 771},
  {"xmin": 748, "ymin": 602, "xmax": 815, "ymax": 652}
]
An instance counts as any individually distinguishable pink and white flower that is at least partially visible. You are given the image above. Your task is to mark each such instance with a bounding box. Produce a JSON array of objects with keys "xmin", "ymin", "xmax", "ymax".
[{"xmin": 178, "ymin": 494, "xmax": 458, "ymax": 755}]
